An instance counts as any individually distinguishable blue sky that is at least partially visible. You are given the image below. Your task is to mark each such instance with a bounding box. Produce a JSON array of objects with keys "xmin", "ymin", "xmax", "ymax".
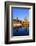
[{"xmin": 11, "ymin": 7, "xmax": 29, "ymax": 21}]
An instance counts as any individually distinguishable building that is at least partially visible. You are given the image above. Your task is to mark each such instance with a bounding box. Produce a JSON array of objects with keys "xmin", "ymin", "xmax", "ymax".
[{"xmin": 11, "ymin": 17, "xmax": 29, "ymax": 28}]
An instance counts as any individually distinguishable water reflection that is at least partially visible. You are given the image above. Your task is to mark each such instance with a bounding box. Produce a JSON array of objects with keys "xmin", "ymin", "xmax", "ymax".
[{"xmin": 12, "ymin": 27, "xmax": 29, "ymax": 36}]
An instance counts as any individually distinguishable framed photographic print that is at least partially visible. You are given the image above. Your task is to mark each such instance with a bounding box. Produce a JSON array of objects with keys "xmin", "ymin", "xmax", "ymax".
[{"xmin": 5, "ymin": 2, "xmax": 35, "ymax": 44}]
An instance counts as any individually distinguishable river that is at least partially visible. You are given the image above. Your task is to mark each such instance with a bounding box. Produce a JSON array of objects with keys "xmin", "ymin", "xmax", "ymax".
[{"xmin": 12, "ymin": 27, "xmax": 29, "ymax": 36}]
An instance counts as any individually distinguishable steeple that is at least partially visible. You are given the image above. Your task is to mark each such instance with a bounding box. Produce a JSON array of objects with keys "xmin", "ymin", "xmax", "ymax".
[{"xmin": 16, "ymin": 17, "xmax": 18, "ymax": 22}]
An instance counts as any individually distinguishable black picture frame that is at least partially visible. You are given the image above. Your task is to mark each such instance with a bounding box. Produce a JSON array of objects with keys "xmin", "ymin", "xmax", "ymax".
[{"xmin": 5, "ymin": 1, "xmax": 35, "ymax": 44}]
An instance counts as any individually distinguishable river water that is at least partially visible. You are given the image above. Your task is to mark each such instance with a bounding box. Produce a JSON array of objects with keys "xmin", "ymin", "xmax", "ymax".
[{"xmin": 12, "ymin": 27, "xmax": 29, "ymax": 36}]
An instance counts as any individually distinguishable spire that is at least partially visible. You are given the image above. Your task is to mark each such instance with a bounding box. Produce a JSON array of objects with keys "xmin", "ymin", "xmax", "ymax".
[
  {"xmin": 16, "ymin": 17, "xmax": 18, "ymax": 22},
  {"xmin": 17, "ymin": 17, "xmax": 18, "ymax": 20}
]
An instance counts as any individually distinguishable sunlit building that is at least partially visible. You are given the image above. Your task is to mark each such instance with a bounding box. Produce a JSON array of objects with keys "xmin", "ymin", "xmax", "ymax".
[{"xmin": 12, "ymin": 17, "xmax": 29, "ymax": 28}]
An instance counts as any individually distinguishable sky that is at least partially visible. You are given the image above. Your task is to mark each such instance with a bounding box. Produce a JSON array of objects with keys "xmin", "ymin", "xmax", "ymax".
[{"xmin": 11, "ymin": 7, "xmax": 29, "ymax": 21}]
